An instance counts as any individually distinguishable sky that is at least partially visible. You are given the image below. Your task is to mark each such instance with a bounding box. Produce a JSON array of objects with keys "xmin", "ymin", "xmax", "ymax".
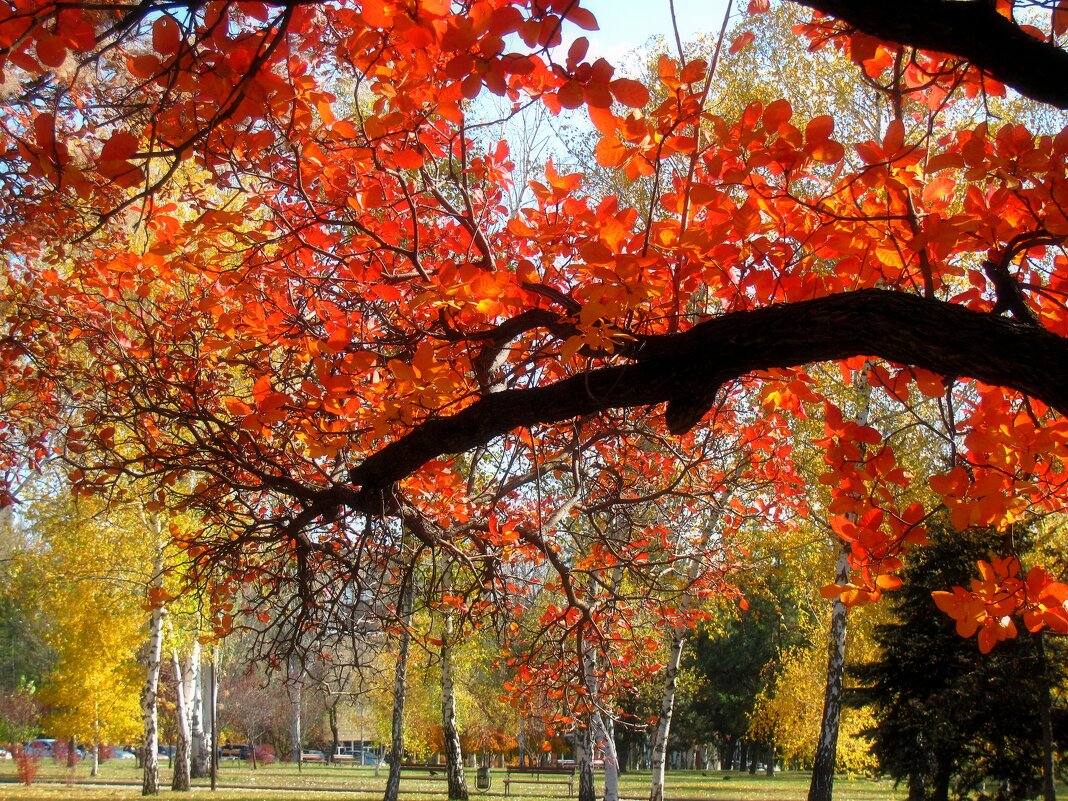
[{"xmin": 580, "ymin": 0, "xmax": 732, "ymax": 69}]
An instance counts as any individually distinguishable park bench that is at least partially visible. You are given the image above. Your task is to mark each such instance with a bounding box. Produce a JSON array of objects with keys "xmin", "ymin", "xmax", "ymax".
[
  {"xmin": 331, "ymin": 753, "xmax": 355, "ymax": 765},
  {"xmin": 399, "ymin": 761, "xmax": 449, "ymax": 782},
  {"xmin": 504, "ymin": 765, "xmax": 575, "ymax": 797}
]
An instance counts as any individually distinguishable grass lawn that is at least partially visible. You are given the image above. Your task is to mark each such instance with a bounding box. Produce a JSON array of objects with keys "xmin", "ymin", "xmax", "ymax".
[{"xmin": 0, "ymin": 760, "xmax": 911, "ymax": 801}]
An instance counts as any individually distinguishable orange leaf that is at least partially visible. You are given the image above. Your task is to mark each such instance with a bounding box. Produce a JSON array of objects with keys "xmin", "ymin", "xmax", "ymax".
[
  {"xmin": 101, "ymin": 131, "xmax": 139, "ymax": 162},
  {"xmin": 393, "ymin": 148, "xmax": 424, "ymax": 169},
  {"xmin": 876, "ymin": 574, "xmax": 903, "ymax": 591},
  {"xmin": 820, "ymin": 583, "xmax": 844, "ymax": 600},
  {"xmin": 805, "ymin": 115, "xmax": 835, "ymax": 143},
  {"xmin": 564, "ymin": 6, "xmax": 598, "ymax": 31},
  {"xmin": 609, "ymin": 78, "xmax": 649, "ymax": 108},
  {"xmin": 729, "ymin": 31, "xmax": 755, "ymax": 55},
  {"xmin": 224, "ymin": 397, "xmax": 252, "ymax": 416}
]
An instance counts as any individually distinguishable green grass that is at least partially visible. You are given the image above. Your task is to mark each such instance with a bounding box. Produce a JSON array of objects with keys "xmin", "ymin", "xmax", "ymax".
[{"xmin": 0, "ymin": 760, "xmax": 910, "ymax": 801}]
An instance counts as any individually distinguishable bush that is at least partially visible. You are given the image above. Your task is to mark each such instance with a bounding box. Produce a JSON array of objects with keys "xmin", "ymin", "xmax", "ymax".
[
  {"xmin": 254, "ymin": 744, "xmax": 276, "ymax": 764},
  {"xmin": 15, "ymin": 748, "xmax": 40, "ymax": 785}
]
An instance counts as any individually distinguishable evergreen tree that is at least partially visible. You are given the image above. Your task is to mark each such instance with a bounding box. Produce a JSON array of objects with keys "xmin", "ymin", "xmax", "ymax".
[{"xmin": 853, "ymin": 522, "xmax": 1063, "ymax": 801}]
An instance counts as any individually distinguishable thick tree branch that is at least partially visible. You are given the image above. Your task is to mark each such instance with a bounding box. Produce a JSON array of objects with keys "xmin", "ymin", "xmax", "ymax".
[
  {"xmin": 344, "ymin": 290, "xmax": 1068, "ymax": 510},
  {"xmin": 790, "ymin": 0, "xmax": 1068, "ymax": 109}
]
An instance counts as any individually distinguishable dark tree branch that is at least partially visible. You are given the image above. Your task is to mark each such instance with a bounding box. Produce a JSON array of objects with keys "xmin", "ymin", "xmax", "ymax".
[
  {"xmin": 341, "ymin": 290, "xmax": 1068, "ymax": 513},
  {"xmin": 790, "ymin": 0, "xmax": 1068, "ymax": 109}
]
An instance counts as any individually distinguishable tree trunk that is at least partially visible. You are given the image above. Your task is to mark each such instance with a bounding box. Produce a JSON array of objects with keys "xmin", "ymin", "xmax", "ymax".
[
  {"xmin": 808, "ymin": 544, "xmax": 850, "ymax": 801},
  {"xmin": 649, "ymin": 629, "xmax": 685, "ymax": 801},
  {"xmin": 67, "ymin": 735, "xmax": 78, "ymax": 769},
  {"xmin": 171, "ymin": 650, "xmax": 191, "ymax": 791},
  {"xmin": 288, "ymin": 655, "xmax": 303, "ymax": 770},
  {"xmin": 518, "ymin": 716, "xmax": 527, "ymax": 769},
  {"xmin": 596, "ymin": 711, "xmax": 619, "ymax": 801},
  {"xmin": 1036, "ymin": 634, "xmax": 1056, "ymax": 801},
  {"xmin": 809, "ymin": 373, "xmax": 870, "ymax": 801},
  {"xmin": 576, "ymin": 719, "xmax": 596, "ymax": 801},
  {"xmin": 441, "ymin": 629, "xmax": 468, "ymax": 800},
  {"xmin": 907, "ymin": 770, "xmax": 924, "ymax": 801},
  {"xmin": 189, "ymin": 642, "xmax": 208, "ymax": 779},
  {"xmin": 384, "ymin": 579, "xmax": 413, "ymax": 801},
  {"xmin": 932, "ymin": 755, "xmax": 951, "ymax": 801},
  {"xmin": 141, "ymin": 556, "xmax": 165, "ymax": 796},
  {"xmin": 328, "ymin": 701, "xmax": 340, "ymax": 764},
  {"xmin": 766, "ymin": 743, "xmax": 775, "ymax": 776}
]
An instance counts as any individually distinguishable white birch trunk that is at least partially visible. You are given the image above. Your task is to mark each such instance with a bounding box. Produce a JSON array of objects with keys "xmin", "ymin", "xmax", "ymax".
[
  {"xmin": 595, "ymin": 712, "xmax": 619, "ymax": 801},
  {"xmin": 189, "ymin": 641, "xmax": 208, "ymax": 778},
  {"xmin": 141, "ymin": 553, "xmax": 165, "ymax": 796},
  {"xmin": 576, "ymin": 718, "xmax": 595, "ymax": 801},
  {"xmin": 171, "ymin": 649, "xmax": 191, "ymax": 790},
  {"xmin": 649, "ymin": 628, "xmax": 686, "ymax": 801},
  {"xmin": 808, "ymin": 545, "xmax": 850, "ymax": 801},
  {"xmin": 441, "ymin": 612, "xmax": 468, "ymax": 800}
]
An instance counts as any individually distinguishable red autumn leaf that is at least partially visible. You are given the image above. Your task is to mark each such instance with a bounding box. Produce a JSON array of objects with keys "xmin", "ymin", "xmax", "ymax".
[
  {"xmin": 609, "ymin": 78, "xmax": 649, "ymax": 108},
  {"xmin": 100, "ymin": 131, "xmax": 139, "ymax": 163},
  {"xmin": 564, "ymin": 6, "xmax": 598, "ymax": 31},
  {"xmin": 729, "ymin": 30, "xmax": 755, "ymax": 55},
  {"xmin": 152, "ymin": 15, "xmax": 182, "ymax": 56},
  {"xmin": 36, "ymin": 33, "xmax": 67, "ymax": 67}
]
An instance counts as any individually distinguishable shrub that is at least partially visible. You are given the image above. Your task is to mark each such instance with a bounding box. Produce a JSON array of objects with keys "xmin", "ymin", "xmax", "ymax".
[{"xmin": 15, "ymin": 747, "xmax": 40, "ymax": 785}]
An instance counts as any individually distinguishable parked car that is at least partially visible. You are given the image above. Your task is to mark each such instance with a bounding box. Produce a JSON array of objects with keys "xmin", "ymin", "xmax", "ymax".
[
  {"xmin": 301, "ymin": 749, "xmax": 327, "ymax": 764},
  {"xmin": 0, "ymin": 747, "xmax": 11, "ymax": 760},
  {"xmin": 110, "ymin": 748, "xmax": 136, "ymax": 760},
  {"xmin": 25, "ymin": 739, "xmax": 55, "ymax": 757},
  {"xmin": 354, "ymin": 749, "xmax": 380, "ymax": 765}
]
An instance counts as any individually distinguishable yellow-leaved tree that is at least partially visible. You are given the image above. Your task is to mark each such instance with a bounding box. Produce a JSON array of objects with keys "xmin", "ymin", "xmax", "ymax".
[{"xmin": 25, "ymin": 477, "xmax": 154, "ymax": 774}]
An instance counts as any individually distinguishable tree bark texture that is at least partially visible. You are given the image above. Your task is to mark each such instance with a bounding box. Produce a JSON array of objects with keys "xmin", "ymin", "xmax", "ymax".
[
  {"xmin": 649, "ymin": 630, "xmax": 685, "ymax": 801},
  {"xmin": 384, "ymin": 580, "xmax": 414, "ymax": 801},
  {"xmin": 339, "ymin": 291, "xmax": 1068, "ymax": 516},
  {"xmin": 807, "ymin": 545, "xmax": 851, "ymax": 801},
  {"xmin": 588, "ymin": 709, "xmax": 619, "ymax": 801},
  {"xmin": 171, "ymin": 649, "xmax": 191, "ymax": 791},
  {"xmin": 576, "ymin": 720, "xmax": 595, "ymax": 801},
  {"xmin": 791, "ymin": 0, "xmax": 1068, "ymax": 108},
  {"xmin": 328, "ymin": 702, "xmax": 340, "ymax": 765},
  {"xmin": 189, "ymin": 642, "xmax": 208, "ymax": 779},
  {"xmin": 288, "ymin": 656, "xmax": 303, "ymax": 768},
  {"xmin": 141, "ymin": 554, "xmax": 165, "ymax": 797},
  {"xmin": 441, "ymin": 623, "xmax": 468, "ymax": 800}
]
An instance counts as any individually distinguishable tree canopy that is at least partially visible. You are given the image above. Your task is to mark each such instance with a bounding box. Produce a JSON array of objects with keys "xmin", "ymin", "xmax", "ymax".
[{"xmin": 1, "ymin": 0, "xmax": 1068, "ymax": 672}]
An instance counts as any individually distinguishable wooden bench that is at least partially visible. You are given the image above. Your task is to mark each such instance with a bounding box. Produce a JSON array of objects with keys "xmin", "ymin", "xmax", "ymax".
[
  {"xmin": 399, "ymin": 762, "xmax": 449, "ymax": 782},
  {"xmin": 332, "ymin": 753, "xmax": 355, "ymax": 765},
  {"xmin": 504, "ymin": 765, "xmax": 575, "ymax": 797}
]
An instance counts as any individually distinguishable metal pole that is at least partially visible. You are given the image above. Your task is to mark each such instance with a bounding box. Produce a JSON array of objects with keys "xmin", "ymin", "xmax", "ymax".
[{"xmin": 210, "ymin": 650, "xmax": 217, "ymax": 792}]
